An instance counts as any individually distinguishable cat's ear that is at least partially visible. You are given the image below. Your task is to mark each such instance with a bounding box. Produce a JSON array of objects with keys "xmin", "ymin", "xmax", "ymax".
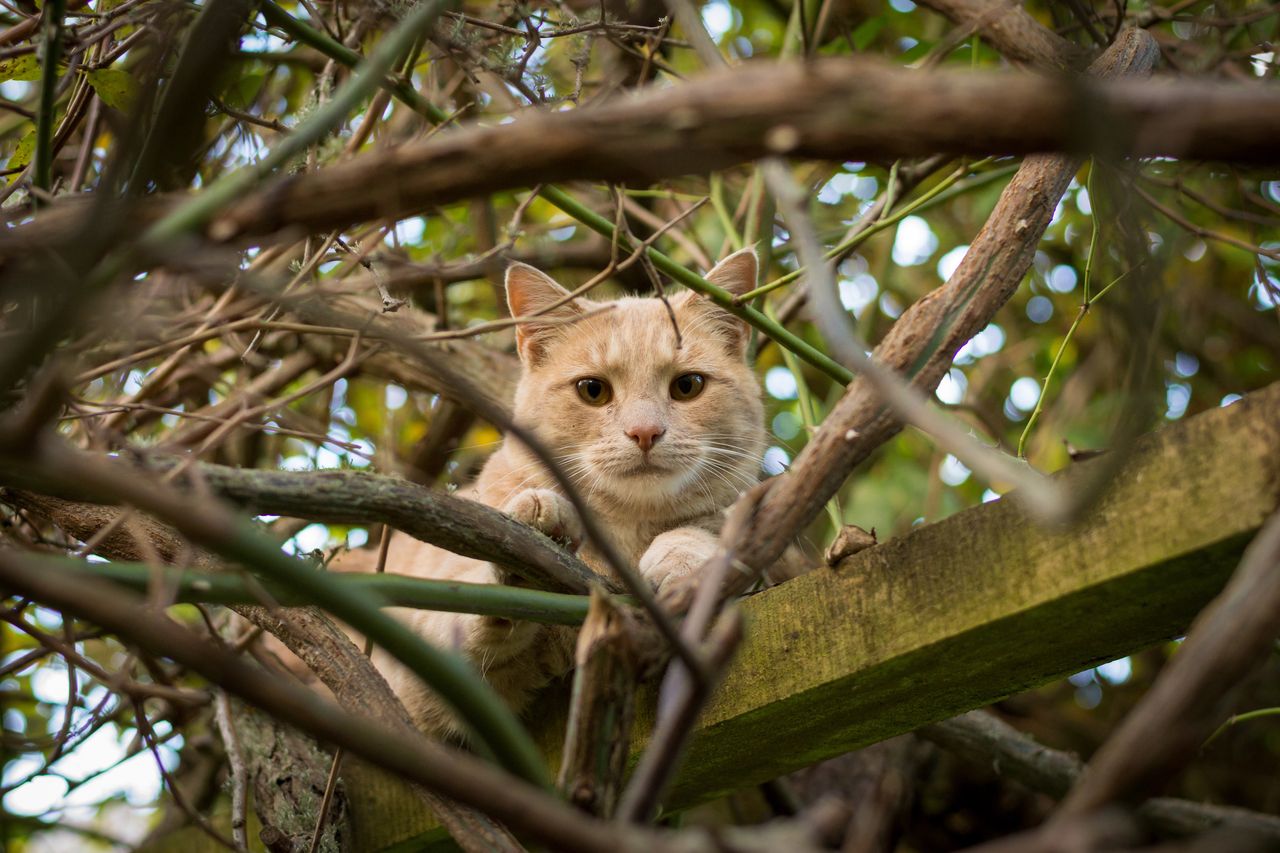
[
  {"xmin": 677, "ymin": 247, "xmax": 758, "ymax": 357},
  {"xmin": 505, "ymin": 262, "xmax": 582, "ymax": 364},
  {"xmin": 705, "ymin": 246, "xmax": 758, "ymax": 298}
]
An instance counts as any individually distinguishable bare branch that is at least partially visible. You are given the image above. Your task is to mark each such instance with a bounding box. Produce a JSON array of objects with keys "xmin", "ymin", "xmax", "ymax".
[{"xmin": 10, "ymin": 56, "xmax": 1280, "ymax": 249}]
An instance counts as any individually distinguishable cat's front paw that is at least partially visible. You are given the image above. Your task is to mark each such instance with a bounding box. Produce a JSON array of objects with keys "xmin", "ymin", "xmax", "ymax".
[
  {"xmin": 638, "ymin": 527, "xmax": 719, "ymax": 600},
  {"xmin": 502, "ymin": 488, "xmax": 583, "ymax": 551}
]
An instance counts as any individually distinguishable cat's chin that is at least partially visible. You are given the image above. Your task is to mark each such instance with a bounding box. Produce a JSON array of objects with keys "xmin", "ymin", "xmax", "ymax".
[
  {"xmin": 615, "ymin": 460, "xmax": 673, "ymax": 477},
  {"xmin": 592, "ymin": 464, "xmax": 716, "ymax": 512},
  {"xmin": 609, "ymin": 466, "xmax": 685, "ymax": 496}
]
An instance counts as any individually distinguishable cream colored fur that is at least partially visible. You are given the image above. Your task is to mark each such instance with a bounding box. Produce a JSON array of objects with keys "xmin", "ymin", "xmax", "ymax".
[{"xmin": 334, "ymin": 248, "xmax": 768, "ymax": 740}]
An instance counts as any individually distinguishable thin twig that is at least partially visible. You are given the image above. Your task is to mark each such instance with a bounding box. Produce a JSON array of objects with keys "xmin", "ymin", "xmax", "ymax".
[{"xmin": 214, "ymin": 692, "xmax": 250, "ymax": 852}]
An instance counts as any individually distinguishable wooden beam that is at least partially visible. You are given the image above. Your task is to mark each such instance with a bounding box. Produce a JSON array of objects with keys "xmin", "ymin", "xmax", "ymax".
[
  {"xmin": 667, "ymin": 386, "xmax": 1279, "ymax": 804},
  {"xmin": 138, "ymin": 381, "xmax": 1280, "ymax": 852}
]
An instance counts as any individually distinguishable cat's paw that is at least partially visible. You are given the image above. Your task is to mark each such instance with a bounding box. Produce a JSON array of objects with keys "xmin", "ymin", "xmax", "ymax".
[
  {"xmin": 638, "ymin": 527, "xmax": 719, "ymax": 600},
  {"xmin": 502, "ymin": 488, "xmax": 583, "ymax": 551}
]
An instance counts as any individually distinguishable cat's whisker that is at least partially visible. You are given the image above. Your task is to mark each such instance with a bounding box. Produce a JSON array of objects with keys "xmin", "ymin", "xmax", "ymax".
[
  {"xmin": 702, "ymin": 453, "xmax": 758, "ymax": 474},
  {"xmin": 698, "ymin": 465, "xmax": 747, "ymax": 498},
  {"xmin": 698, "ymin": 456, "xmax": 761, "ymax": 492},
  {"xmin": 690, "ymin": 473, "xmax": 716, "ymax": 509},
  {"xmin": 701, "ymin": 445, "xmax": 764, "ymax": 460},
  {"xmin": 701, "ymin": 452, "xmax": 765, "ymax": 469},
  {"xmin": 700, "ymin": 441, "xmax": 763, "ymax": 450}
]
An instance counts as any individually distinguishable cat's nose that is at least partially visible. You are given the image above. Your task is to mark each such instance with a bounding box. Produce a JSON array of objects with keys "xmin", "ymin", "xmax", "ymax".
[{"xmin": 626, "ymin": 424, "xmax": 665, "ymax": 452}]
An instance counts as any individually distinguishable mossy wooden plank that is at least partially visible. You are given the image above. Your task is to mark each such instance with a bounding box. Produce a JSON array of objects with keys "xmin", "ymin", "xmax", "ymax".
[
  {"xmin": 667, "ymin": 386, "xmax": 1280, "ymax": 804},
  {"xmin": 151, "ymin": 384, "xmax": 1280, "ymax": 852}
]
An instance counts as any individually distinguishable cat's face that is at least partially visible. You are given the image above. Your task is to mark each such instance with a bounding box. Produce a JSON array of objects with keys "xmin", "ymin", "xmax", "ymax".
[{"xmin": 506, "ymin": 250, "xmax": 766, "ymax": 518}]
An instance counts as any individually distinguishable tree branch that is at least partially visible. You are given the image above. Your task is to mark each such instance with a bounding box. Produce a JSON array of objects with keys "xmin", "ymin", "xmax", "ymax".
[
  {"xmin": 920, "ymin": 711, "xmax": 1280, "ymax": 840},
  {"xmin": 1, "ymin": 454, "xmax": 610, "ymax": 595},
  {"xmin": 723, "ymin": 28, "xmax": 1160, "ymax": 589},
  {"xmin": 1, "ymin": 437, "xmax": 553, "ymax": 787},
  {"xmin": 9, "ymin": 55, "xmax": 1280, "ymax": 250},
  {"xmin": 915, "ymin": 0, "xmax": 1089, "ymax": 70}
]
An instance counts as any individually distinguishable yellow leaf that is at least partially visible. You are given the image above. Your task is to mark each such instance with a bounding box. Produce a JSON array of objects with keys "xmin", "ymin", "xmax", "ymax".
[
  {"xmin": 0, "ymin": 55, "xmax": 42, "ymax": 83},
  {"xmin": 84, "ymin": 68, "xmax": 138, "ymax": 113},
  {"xmin": 6, "ymin": 130, "xmax": 35, "ymax": 183}
]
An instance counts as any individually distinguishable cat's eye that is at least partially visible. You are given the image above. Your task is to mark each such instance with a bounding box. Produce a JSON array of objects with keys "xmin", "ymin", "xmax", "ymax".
[
  {"xmin": 575, "ymin": 377, "xmax": 612, "ymax": 406},
  {"xmin": 670, "ymin": 373, "xmax": 706, "ymax": 401}
]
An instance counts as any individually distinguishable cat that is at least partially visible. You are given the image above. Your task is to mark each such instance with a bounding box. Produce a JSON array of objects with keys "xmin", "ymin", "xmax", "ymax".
[{"xmin": 337, "ymin": 248, "xmax": 768, "ymax": 738}]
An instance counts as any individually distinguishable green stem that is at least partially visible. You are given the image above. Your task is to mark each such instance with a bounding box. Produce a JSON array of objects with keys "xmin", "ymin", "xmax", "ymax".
[
  {"xmin": 1015, "ymin": 160, "xmax": 1143, "ymax": 459},
  {"xmin": 1016, "ymin": 306, "xmax": 1086, "ymax": 459},
  {"xmin": 540, "ymin": 184, "xmax": 854, "ymax": 385},
  {"xmin": 882, "ymin": 159, "xmax": 901, "ymax": 213},
  {"xmin": 33, "ymin": 0, "xmax": 66, "ymax": 202},
  {"xmin": 709, "ymin": 172, "xmax": 743, "ymax": 251},
  {"xmin": 1016, "ymin": 262, "xmax": 1139, "ymax": 458},
  {"xmin": 32, "ymin": 554, "xmax": 595, "ymax": 625},
  {"xmin": 742, "ymin": 169, "xmax": 766, "ymax": 248},
  {"xmin": 1204, "ymin": 706, "xmax": 1280, "ymax": 747},
  {"xmin": 1082, "ymin": 165, "xmax": 1099, "ymax": 303},
  {"xmin": 604, "ymin": 187, "xmax": 705, "ymax": 201}
]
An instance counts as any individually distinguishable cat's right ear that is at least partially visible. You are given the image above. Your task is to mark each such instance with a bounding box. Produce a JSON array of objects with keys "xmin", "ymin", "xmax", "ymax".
[
  {"xmin": 675, "ymin": 247, "xmax": 758, "ymax": 358},
  {"xmin": 505, "ymin": 263, "xmax": 582, "ymax": 364}
]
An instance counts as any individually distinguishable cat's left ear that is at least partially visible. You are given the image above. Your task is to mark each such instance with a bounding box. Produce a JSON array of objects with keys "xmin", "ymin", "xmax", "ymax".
[
  {"xmin": 677, "ymin": 247, "xmax": 758, "ymax": 357},
  {"xmin": 505, "ymin": 263, "xmax": 583, "ymax": 364}
]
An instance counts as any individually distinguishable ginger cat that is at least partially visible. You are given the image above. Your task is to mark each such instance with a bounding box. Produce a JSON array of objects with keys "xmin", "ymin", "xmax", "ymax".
[{"xmin": 340, "ymin": 248, "xmax": 767, "ymax": 738}]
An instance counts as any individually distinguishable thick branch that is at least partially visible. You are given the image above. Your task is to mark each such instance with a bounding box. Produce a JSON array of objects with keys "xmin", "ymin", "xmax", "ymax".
[
  {"xmin": 727, "ymin": 28, "xmax": 1160, "ymax": 586},
  {"xmin": 1, "ymin": 455, "xmax": 609, "ymax": 595},
  {"xmin": 8, "ymin": 53, "xmax": 1280, "ymax": 247},
  {"xmin": 558, "ymin": 591, "xmax": 650, "ymax": 817},
  {"xmin": 170, "ymin": 459, "xmax": 609, "ymax": 593},
  {"xmin": 196, "ymin": 64, "xmax": 1280, "ymax": 240}
]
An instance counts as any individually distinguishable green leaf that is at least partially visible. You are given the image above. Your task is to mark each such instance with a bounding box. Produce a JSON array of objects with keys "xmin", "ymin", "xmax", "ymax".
[
  {"xmin": 84, "ymin": 68, "xmax": 138, "ymax": 113},
  {"xmin": 6, "ymin": 129, "xmax": 35, "ymax": 183},
  {"xmin": 0, "ymin": 55, "xmax": 43, "ymax": 83},
  {"xmin": 852, "ymin": 16, "xmax": 884, "ymax": 52}
]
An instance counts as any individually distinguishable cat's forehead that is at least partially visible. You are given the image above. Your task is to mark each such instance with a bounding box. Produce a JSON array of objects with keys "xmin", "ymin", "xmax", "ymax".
[{"xmin": 552, "ymin": 296, "xmax": 726, "ymax": 378}]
